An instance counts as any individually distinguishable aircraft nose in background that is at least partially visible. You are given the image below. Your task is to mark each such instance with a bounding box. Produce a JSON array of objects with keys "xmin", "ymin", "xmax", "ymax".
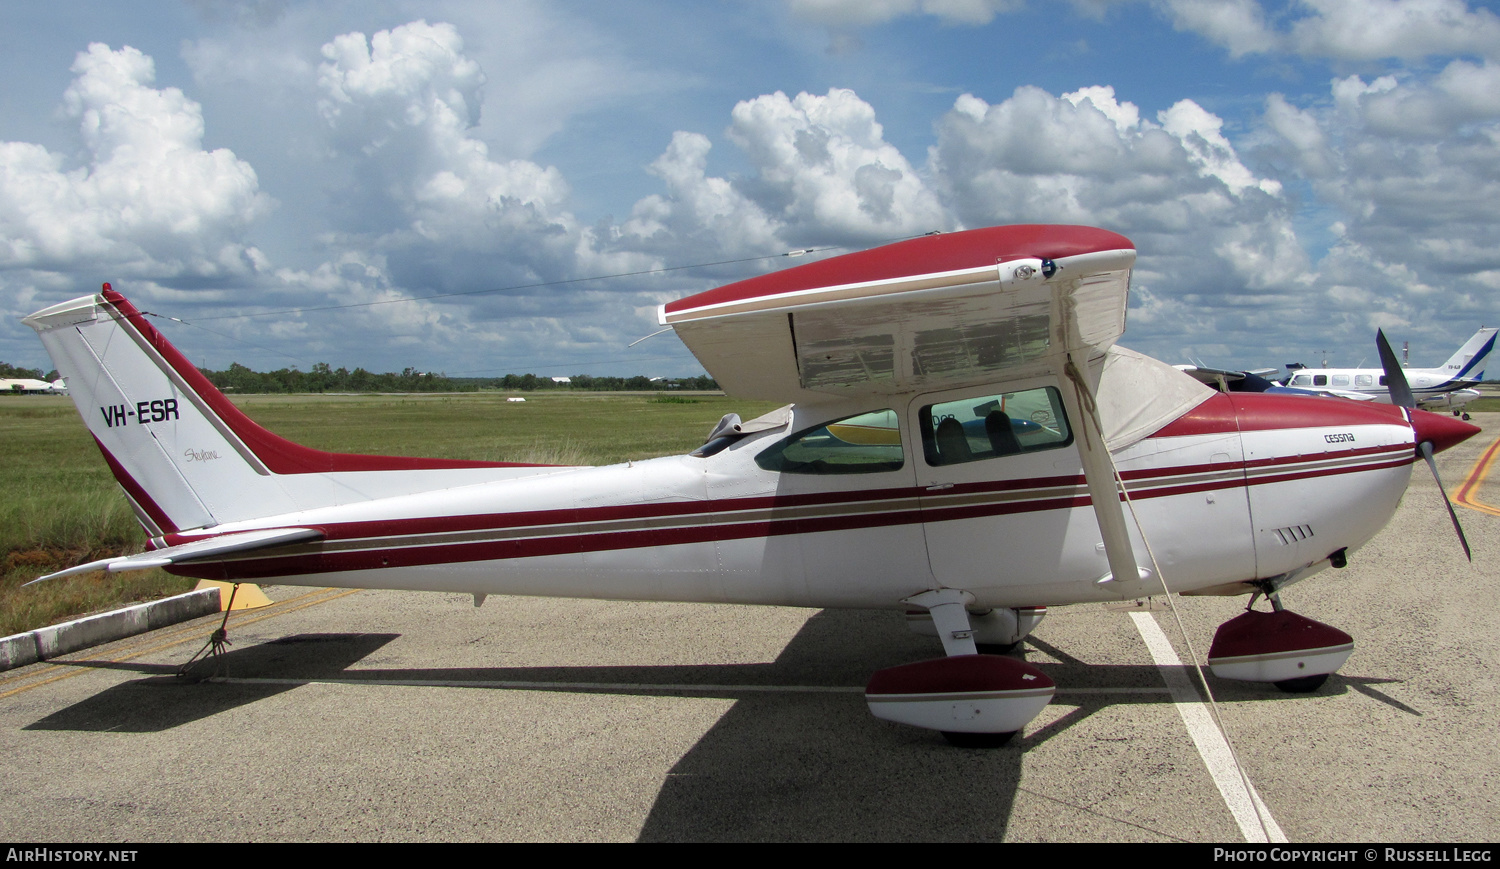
[{"xmin": 1410, "ymin": 409, "xmax": 1482, "ymax": 454}]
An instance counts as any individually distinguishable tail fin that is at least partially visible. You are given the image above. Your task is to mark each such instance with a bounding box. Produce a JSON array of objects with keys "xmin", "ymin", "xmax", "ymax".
[
  {"xmin": 24, "ymin": 286, "xmax": 528, "ymax": 536},
  {"xmin": 1439, "ymin": 327, "xmax": 1497, "ymax": 380}
]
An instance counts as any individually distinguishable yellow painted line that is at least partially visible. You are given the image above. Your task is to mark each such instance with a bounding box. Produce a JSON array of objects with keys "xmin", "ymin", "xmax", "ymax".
[
  {"xmin": 1455, "ymin": 437, "xmax": 1500, "ymax": 518},
  {"xmin": 0, "ymin": 587, "xmax": 362, "ymax": 699}
]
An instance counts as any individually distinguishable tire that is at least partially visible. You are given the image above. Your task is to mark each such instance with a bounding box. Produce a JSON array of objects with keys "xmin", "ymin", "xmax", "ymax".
[
  {"xmin": 975, "ymin": 642, "xmax": 1020, "ymax": 655},
  {"xmin": 1274, "ymin": 673, "xmax": 1328, "ymax": 692},
  {"xmin": 941, "ymin": 730, "xmax": 1016, "ymax": 748}
]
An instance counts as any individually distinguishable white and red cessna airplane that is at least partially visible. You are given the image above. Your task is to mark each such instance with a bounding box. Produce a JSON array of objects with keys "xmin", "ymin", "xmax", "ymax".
[{"xmin": 23, "ymin": 224, "xmax": 1480, "ymax": 746}]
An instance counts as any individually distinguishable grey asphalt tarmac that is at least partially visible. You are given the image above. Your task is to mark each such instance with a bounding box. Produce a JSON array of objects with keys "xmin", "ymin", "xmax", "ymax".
[{"xmin": 2, "ymin": 415, "xmax": 1497, "ymax": 843}]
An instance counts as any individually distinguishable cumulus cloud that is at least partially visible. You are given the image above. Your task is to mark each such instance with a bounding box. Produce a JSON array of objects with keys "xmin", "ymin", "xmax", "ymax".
[
  {"xmin": 0, "ymin": 43, "xmax": 270, "ymax": 279},
  {"xmin": 1264, "ymin": 71, "xmax": 1500, "ymax": 274},
  {"xmin": 623, "ymin": 131, "xmax": 781, "ymax": 258},
  {"xmin": 931, "ymin": 85, "xmax": 1283, "ymax": 226},
  {"xmin": 813, "ymin": 0, "xmax": 1500, "ymax": 65},
  {"xmin": 314, "ymin": 20, "xmax": 653, "ymax": 293},
  {"xmin": 1156, "ymin": 0, "xmax": 1278, "ymax": 57},
  {"xmin": 1340, "ymin": 61, "xmax": 1500, "ymax": 137},
  {"xmin": 1156, "ymin": 0, "xmax": 1500, "ymax": 62},
  {"xmin": 1260, "ymin": 93, "xmax": 1337, "ymax": 177},
  {"xmin": 928, "ymin": 84, "xmax": 1312, "ymax": 354},
  {"xmin": 787, "ymin": 0, "xmax": 1022, "ymax": 27},
  {"xmin": 624, "ymin": 88, "xmax": 951, "ymax": 255},
  {"xmin": 724, "ymin": 89, "xmax": 950, "ymax": 241},
  {"xmin": 1159, "ymin": 100, "xmax": 1282, "ymax": 196},
  {"xmin": 1243, "ymin": 61, "xmax": 1500, "ymax": 363},
  {"xmin": 1288, "ymin": 0, "xmax": 1500, "ymax": 62},
  {"xmin": 13, "ymin": 10, "xmax": 1500, "ymax": 379}
]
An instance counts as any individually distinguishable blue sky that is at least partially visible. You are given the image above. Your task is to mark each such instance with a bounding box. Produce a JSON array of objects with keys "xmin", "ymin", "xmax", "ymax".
[{"xmin": 4, "ymin": 0, "xmax": 1500, "ymax": 381}]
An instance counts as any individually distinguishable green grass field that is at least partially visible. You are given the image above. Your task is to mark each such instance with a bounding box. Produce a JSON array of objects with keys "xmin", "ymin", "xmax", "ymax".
[{"xmin": 0, "ymin": 391, "xmax": 782, "ymax": 636}]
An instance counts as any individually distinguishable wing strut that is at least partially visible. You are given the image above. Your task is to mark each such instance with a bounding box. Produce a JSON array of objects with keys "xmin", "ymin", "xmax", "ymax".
[{"xmin": 1059, "ymin": 354, "xmax": 1147, "ymax": 591}]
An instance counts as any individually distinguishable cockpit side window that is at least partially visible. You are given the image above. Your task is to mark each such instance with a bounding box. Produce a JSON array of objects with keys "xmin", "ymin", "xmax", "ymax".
[
  {"xmin": 920, "ymin": 386, "xmax": 1072, "ymax": 467},
  {"xmin": 754, "ymin": 409, "xmax": 904, "ymax": 474}
]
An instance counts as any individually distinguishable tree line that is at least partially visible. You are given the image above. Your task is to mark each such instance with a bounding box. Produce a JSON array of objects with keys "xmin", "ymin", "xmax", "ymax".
[
  {"xmin": 0, "ymin": 361, "xmax": 59, "ymax": 381},
  {"xmin": 196, "ymin": 361, "xmax": 718, "ymax": 394}
]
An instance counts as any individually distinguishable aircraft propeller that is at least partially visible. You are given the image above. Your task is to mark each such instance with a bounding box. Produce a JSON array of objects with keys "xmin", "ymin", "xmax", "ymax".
[{"xmin": 1377, "ymin": 329, "xmax": 1473, "ymax": 561}]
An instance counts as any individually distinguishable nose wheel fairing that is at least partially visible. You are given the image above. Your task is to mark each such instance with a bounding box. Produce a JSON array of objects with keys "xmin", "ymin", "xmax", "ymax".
[{"xmin": 1207, "ymin": 608, "xmax": 1354, "ymax": 690}]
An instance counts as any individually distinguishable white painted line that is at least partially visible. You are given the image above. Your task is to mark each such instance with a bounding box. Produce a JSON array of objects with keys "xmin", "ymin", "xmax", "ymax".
[
  {"xmin": 1057, "ymin": 686, "xmax": 1172, "ymax": 695},
  {"xmin": 214, "ymin": 677, "xmax": 866, "ymax": 693},
  {"xmin": 212, "ymin": 677, "xmax": 1172, "ymax": 696},
  {"xmin": 1130, "ymin": 612, "xmax": 1288, "ymax": 844}
]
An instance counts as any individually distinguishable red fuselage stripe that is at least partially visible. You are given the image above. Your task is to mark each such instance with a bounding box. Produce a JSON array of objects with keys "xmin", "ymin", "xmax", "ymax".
[
  {"xmin": 94, "ymin": 436, "xmax": 177, "ymax": 534},
  {"xmin": 168, "ymin": 448, "xmax": 1413, "ymax": 580}
]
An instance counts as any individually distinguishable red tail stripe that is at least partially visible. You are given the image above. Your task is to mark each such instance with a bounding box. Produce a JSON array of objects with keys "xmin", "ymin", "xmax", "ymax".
[{"xmin": 94, "ymin": 436, "xmax": 178, "ymax": 534}]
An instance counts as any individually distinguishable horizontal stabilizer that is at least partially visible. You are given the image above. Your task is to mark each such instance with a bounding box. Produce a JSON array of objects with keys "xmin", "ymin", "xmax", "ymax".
[{"xmin": 27, "ymin": 527, "xmax": 325, "ymax": 584}]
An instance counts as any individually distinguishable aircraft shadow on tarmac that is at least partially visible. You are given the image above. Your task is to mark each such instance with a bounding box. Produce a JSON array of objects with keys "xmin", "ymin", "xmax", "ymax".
[
  {"xmin": 629, "ymin": 612, "xmax": 1422, "ymax": 841},
  {"xmin": 23, "ymin": 633, "xmax": 400, "ymax": 733},
  {"xmin": 20, "ymin": 610, "xmax": 1417, "ymax": 840}
]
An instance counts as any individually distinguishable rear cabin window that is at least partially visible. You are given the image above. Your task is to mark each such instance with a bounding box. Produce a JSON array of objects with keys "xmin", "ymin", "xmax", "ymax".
[
  {"xmin": 754, "ymin": 409, "xmax": 904, "ymax": 474},
  {"xmin": 920, "ymin": 387, "xmax": 1073, "ymax": 467}
]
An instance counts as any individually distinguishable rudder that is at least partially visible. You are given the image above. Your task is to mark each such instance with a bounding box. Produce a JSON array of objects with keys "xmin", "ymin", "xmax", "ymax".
[
  {"xmin": 1439, "ymin": 327, "xmax": 1497, "ymax": 379},
  {"xmin": 24, "ymin": 287, "xmax": 302, "ymax": 534}
]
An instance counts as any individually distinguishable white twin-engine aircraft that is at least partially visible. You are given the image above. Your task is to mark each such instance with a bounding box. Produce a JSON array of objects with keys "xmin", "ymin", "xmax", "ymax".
[
  {"xmin": 24, "ymin": 224, "xmax": 1481, "ymax": 746},
  {"xmin": 1283, "ymin": 327, "xmax": 1497, "ymax": 414}
]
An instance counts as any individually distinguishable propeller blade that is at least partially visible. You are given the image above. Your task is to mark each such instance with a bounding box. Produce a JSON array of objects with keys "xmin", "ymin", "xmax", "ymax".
[
  {"xmin": 1377, "ymin": 329, "xmax": 1415, "ymax": 410},
  {"xmin": 1420, "ymin": 440, "xmax": 1473, "ymax": 562}
]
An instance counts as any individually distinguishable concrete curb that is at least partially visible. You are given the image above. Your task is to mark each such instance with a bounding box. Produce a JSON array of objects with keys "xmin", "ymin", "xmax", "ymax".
[{"xmin": 0, "ymin": 588, "xmax": 220, "ymax": 672}]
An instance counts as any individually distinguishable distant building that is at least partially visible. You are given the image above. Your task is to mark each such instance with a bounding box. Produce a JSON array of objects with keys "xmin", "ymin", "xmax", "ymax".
[
  {"xmin": 1, "ymin": 378, "xmax": 66, "ymax": 395},
  {"xmin": 551, "ymin": 376, "xmax": 571, "ymax": 384}
]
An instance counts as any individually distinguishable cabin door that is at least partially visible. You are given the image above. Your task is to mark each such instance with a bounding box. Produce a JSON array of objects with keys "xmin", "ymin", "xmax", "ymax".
[{"xmin": 908, "ymin": 380, "xmax": 1102, "ymax": 603}]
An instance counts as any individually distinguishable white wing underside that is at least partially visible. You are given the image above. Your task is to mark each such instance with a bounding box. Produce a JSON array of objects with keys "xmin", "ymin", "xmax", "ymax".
[{"xmin": 667, "ymin": 249, "xmax": 1136, "ymax": 405}]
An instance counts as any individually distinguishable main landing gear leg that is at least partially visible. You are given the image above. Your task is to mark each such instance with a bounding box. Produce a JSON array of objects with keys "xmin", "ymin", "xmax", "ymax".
[
  {"xmin": 1208, "ymin": 581, "xmax": 1354, "ymax": 693},
  {"xmin": 902, "ymin": 603, "xmax": 1048, "ymax": 653},
  {"xmin": 865, "ymin": 589, "xmax": 1055, "ymax": 748}
]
